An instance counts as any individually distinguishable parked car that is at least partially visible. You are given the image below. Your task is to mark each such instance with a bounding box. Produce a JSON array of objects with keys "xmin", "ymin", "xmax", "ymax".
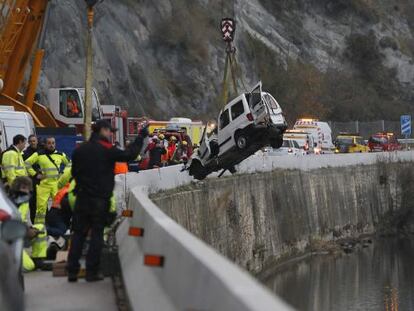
[
  {"xmin": 0, "ymin": 186, "xmax": 26, "ymax": 311},
  {"xmin": 293, "ymin": 119, "xmax": 335, "ymax": 154},
  {"xmin": 368, "ymin": 132, "xmax": 402, "ymax": 152},
  {"xmin": 335, "ymin": 133, "xmax": 369, "ymax": 153},
  {"xmin": 263, "ymin": 139, "xmax": 304, "ymax": 156},
  {"xmin": 188, "ymin": 82, "xmax": 287, "ymax": 180}
]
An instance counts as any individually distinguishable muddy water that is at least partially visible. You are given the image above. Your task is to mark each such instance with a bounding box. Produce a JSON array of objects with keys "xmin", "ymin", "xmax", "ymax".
[{"xmin": 265, "ymin": 238, "xmax": 414, "ymax": 311}]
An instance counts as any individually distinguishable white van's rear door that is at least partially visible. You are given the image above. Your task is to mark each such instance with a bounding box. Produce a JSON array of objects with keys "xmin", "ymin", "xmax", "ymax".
[{"xmin": 248, "ymin": 82, "xmax": 266, "ymax": 122}]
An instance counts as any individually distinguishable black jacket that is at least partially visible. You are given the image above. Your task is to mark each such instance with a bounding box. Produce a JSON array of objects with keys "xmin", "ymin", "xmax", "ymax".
[
  {"xmin": 23, "ymin": 146, "xmax": 37, "ymax": 160},
  {"xmin": 23, "ymin": 147, "xmax": 41, "ymax": 175},
  {"xmin": 148, "ymin": 145, "xmax": 166, "ymax": 168},
  {"xmin": 72, "ymin": 133, "xmax": 144, "ymax": 199}
]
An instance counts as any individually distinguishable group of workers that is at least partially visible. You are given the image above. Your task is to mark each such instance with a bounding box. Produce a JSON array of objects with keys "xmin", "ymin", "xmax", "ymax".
[
  {"xmin": 1, "ymin": 120, "xmax": 148, "ymax": 282},
  {"xmin": 142, "ymin": 134, "xmax": 193, "ymax": 169},
  {"xmin": 2, "ymin": 134, "xmax": 71, "ymax": 271}
]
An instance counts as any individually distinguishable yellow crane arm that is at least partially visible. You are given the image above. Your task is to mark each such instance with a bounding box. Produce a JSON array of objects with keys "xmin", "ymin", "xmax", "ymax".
[{"xmin": 0, "ymin": 0, "xmax": 58, "ymax": 127}]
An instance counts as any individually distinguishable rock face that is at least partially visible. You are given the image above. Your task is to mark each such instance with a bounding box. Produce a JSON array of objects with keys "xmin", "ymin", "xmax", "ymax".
[
  {"xmin": 152, "ymin": 162, "xmax": 414, "ymax": 275},
  {"xmin": 39, "ymin": 0, "xmax": 414, "ymax": 120}
]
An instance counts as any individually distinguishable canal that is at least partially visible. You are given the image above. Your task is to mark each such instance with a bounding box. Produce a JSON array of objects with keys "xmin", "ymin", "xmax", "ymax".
[{"xmin": 265, "ymin": 238, "xmax": 414, "ymax": 311}]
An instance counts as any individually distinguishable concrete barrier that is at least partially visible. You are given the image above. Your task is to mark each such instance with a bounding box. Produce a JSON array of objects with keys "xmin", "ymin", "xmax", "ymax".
[
  {"xmin": 116, "ymin": 187, "xmax": 292, "ymax": 311},
  {"xmin": 116, "ymin": 151, "xmax": 414, "ymax": 197},
  {"xmin": 115, "ymin": 151, "xmax": 414, "ymax": 310}
]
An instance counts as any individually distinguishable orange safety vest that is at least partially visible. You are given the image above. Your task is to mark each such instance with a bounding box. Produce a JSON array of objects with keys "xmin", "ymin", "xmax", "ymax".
[
  {"xmin": 52, "ymin": 183, "xmax": 71, "ymax": 209},
  {"xmin": 167, "ymin": 144, "xmax": 176, "ymax": 161},
  {"xmin": 67, "ymin": 99, "xmax": 80, "ymax": 115},
  {"xmin": 114, "ymin": 162, "xmax": 128, "ymax": 175}
]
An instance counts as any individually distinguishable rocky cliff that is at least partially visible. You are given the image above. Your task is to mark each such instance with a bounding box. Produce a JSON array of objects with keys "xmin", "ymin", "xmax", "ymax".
[{"xmin": 39, "ymin": 0, "xmax": 414, "ymax": 122}]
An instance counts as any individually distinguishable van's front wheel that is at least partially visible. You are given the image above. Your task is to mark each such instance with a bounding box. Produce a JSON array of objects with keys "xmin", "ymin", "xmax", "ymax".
[{"xmin": 189, "ymin": 160, "xmax": 208, "ymax": 180}]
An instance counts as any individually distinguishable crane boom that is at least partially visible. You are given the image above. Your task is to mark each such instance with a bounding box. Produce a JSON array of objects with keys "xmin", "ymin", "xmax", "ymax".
[{"xmin": 0, "ymin": 0, "xmax": 58, "ymax": 127}]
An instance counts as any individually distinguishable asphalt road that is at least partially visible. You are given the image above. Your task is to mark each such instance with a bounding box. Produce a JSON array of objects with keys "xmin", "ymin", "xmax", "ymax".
[{"xmin": 25, "ymin": 272, "xmax": 117, "ymax": 311}]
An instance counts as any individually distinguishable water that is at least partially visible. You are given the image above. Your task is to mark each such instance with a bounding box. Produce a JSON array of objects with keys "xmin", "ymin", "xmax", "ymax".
[{"xmin": 265, "ymin": 238, "xmax": 414, "ymax": 311}]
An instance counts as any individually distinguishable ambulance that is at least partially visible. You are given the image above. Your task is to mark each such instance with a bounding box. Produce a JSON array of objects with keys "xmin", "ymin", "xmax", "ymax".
[{"xmin": 293, "ymin": 119, "xmax": 335, "ymax": 154}]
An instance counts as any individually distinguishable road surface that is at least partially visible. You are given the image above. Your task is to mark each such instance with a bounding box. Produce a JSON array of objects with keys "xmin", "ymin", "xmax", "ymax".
[{"xmin": 25, "ymin": 272, "xmax": 117, "ymax": 311}]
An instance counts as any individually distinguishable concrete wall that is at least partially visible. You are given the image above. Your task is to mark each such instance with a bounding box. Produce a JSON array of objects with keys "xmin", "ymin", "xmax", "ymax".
[{"xmin": 153, "ymin": 160, "xmax": 414, "ymax": 276}]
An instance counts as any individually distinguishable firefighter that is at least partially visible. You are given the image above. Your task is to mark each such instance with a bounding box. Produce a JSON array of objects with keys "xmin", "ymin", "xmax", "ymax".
[
  {"xmin": 25, "ymin": 137, "xmax": 71, "ymax": 225},
  {"xmin": 167, "ymin": 136, "xmax": 178, "ymax": 165},
  {"xmin": 1, "ymin": 134, "xmax": 27, "ymax": 187},
  {"xmin": 9, "ymin": 177, "xmax": 48, "ymax": 272},
  {"xmin": 159, "ymin": 134, "xmax": 169, "ymax": 167},
  {"xmin": 67, "ymin": 120, "xmax": 147, "ymax": 282}
]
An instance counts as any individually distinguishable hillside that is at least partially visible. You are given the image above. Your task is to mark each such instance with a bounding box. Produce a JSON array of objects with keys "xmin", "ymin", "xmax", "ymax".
[{"xmin": 39, "ymin": 0, "xmax": 414, "ymax": 123}]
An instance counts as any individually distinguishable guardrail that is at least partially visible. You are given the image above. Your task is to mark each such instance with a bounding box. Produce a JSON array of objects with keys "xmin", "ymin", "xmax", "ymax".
[
  {"xmin": 115, "ymin": 151, "xmax": 414, "ymax": 311},
  {"xmin": 398, "ymin": 138, "xmax": 414, "ymax": 144}
]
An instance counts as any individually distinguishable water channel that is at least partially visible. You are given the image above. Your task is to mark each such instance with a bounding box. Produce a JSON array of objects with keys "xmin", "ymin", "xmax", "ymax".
[{"xmin": 266, "ymin": 238, "xmax": 414, "ymax": 311}]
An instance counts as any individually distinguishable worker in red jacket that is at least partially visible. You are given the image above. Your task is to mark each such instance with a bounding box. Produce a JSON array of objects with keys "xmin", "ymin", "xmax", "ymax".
[{"xmin": 167, "ymin": 136, "xmax": 177, "ymax": 165}]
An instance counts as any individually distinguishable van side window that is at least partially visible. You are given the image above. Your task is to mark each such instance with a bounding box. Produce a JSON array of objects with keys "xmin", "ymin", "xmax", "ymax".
[
  {"xmin": 59, "ymin": 90, "xmax": 83, "ymax": 118},
  {"xmin": 219, "ymin": 109, "xmax": 230, "ymax": 129},
  {"xmin": 230, "ymin": 101, "xmax": 244, "ymax": 120}
]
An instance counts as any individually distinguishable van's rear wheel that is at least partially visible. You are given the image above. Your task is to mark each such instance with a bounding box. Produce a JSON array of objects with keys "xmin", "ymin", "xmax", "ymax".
[{"xmin": 235, "ymin": 133, "xmax": 248, "ymax": 150}]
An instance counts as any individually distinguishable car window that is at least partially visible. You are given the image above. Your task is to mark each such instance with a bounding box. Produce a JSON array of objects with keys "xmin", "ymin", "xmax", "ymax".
[
  {"xmin": 59, "ymin": 89, "xmax": 83, "ymax": 118},
  {"xmin": 356, "ymin": 137, "xmax": 364, "ymax": 145},
  {"xmin": 231, "ymin": 101, "xmax": 244, "ymax": 120},
  {"xmin": 293, "ymin": 140, "xmax": 300, "ymax": 148},
  {"xmin": 219, "ymin": 109, "xmax": 230, "ymax": 129},
  {"xmin": 337, "ymin": 137, "xmax": 353, "ymax": 145},
  {"xmin": 249, "ymin": 85, "xmax": 262, "ymax": 108},
  {"xmin": 282, "ymin": 140, "xmax": 290, "ymax": 147},
  {"xmin": 264, "ymin": 94, "xmax": 279, "ymax": 109}
]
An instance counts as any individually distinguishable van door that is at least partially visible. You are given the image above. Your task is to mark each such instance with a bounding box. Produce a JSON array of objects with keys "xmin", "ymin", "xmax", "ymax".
[
  {"xmin": 197, "ymin": 125, "xmax": 212, "ymax": 165},
  {"xmin": 217, "ymin": 109, "xmax": 233, "ymax": 155},
  {"xmin": 248, "ymin": 82, "xmax": 266, "ymax": 122}
]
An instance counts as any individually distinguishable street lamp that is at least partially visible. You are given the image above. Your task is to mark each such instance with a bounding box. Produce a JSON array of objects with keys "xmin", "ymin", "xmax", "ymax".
[{"xmin": 83, "ymin": 0, "xmax": 100, "ymax": 140}]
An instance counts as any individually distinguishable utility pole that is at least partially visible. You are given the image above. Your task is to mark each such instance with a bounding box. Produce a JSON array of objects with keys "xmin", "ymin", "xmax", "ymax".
[{"xmin": 83, "ymin": 0, "xmax": 99, "ymax": 140}]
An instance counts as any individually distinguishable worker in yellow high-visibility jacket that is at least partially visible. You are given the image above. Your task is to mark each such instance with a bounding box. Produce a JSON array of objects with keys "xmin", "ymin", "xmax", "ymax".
[
  {"xmin": 25, "ymin": 137, "xmax": 70, "ymax": 225},
  {"xmin": 1, "ymin": 135, "xmax": 28, "ymax": 186},
  {"xmin": 9, "ymin": 177, "xmax": 47, "ymax": 272}
]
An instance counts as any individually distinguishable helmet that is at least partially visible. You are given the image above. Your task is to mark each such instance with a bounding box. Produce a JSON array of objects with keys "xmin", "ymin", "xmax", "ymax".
[
  {"xmin": 182, "ymin": 141, "xmax": 188, "ymax": 146},
  {"xmin": 170, "ymin": 136, "xmax": 177, "ymax": 141},
  {"xmin": 158, "ymin": 134, "xmax": 165, "ymax": 140}
]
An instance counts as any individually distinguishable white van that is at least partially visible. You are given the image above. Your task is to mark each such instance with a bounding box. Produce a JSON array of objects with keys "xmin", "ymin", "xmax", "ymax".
[
  {"xmin": 0, "ymin": 108, "xmax": 36, "ymax": 147},
  {"xmin": 188, "ymin": 82, "xmax": 287, "ymax": 179},
  {"xmin": 293, "ymin": 119, "xmax": 335, "ymax": 154}
]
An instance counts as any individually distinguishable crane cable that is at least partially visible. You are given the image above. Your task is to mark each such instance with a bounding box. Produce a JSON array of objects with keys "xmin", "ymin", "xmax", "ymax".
[{"xmin": 218, "ymin": 0, "xmax": 247, "ymax": 111}]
